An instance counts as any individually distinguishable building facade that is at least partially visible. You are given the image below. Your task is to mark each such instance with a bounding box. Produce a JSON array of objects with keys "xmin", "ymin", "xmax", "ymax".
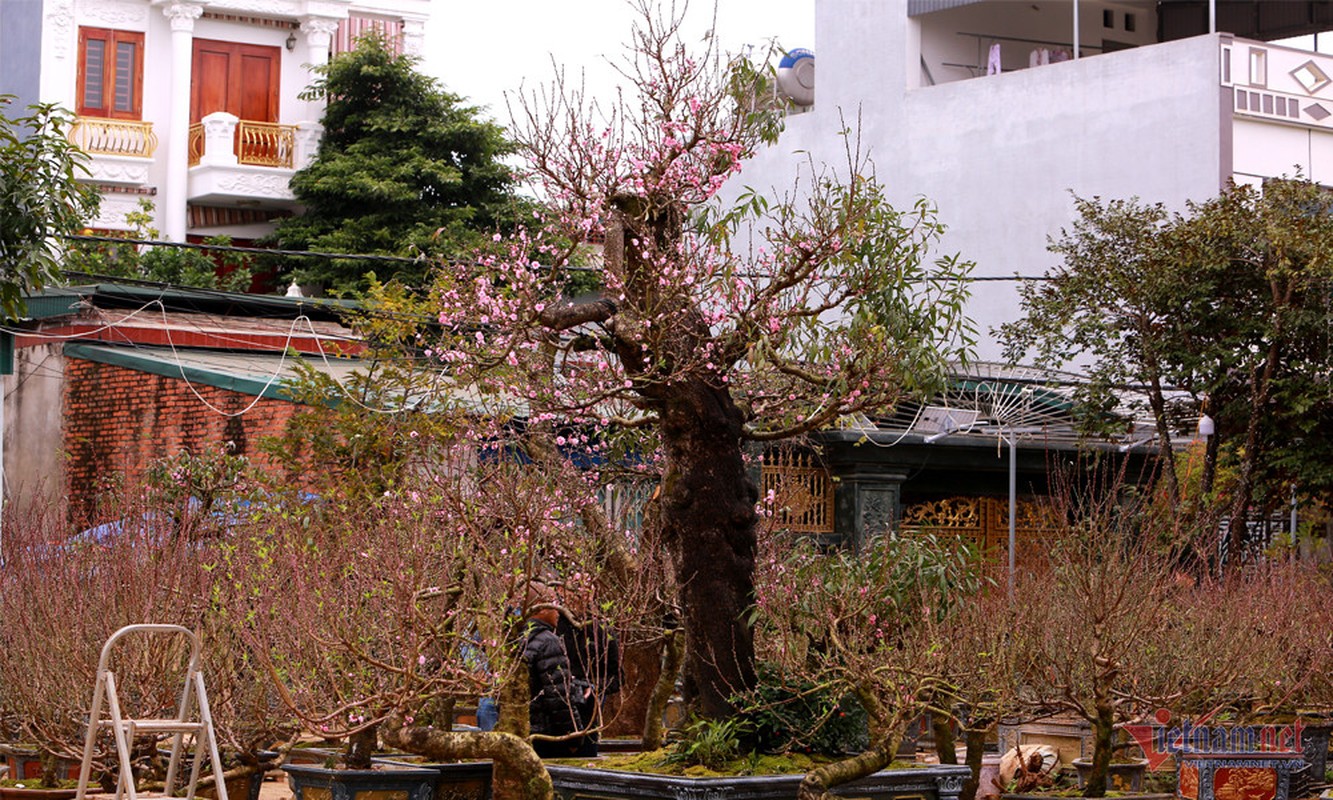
[
  {"xmin": 732, "ymin": 0, "xmax": 1333, "ymax": 362},
  {"xmin": 0, "ymin": 0, "xmax": 430, "ymax": 246}
]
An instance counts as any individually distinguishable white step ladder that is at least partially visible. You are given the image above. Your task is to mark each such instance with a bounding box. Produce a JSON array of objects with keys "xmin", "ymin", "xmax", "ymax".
[{"xmin": 75, "ymin": 624, "xmax": 229, "ymax": 800}]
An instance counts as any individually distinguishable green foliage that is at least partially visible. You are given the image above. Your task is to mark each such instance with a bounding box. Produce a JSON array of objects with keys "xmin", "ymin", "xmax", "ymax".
[
  {"xmin": 724, "ymin": 46, "xmax": 789, "ymax": 146},
  {"xmin": 144, "ymin": 445, "xmax": 249, "ymax": 510},
  {"xmin": 63, "ymin": 199, "xmax": 254, "ymax": 291},
  {"xmin": 1000, "ymin": 179, "xmax": 1333, "ymax": 554},
  {"xmin": 739, "ymin": 664, "xmax": 869, "ymax": 755},
  {"xmin": 0, "ymin": 96, "xmax": 100, "ymax": 318},
  {"xmin": 258, "ymin": 281, "xmax": 463, "ymax": 502},
  {"xmin": 268, "ymin": 33, "xmax": 527, "ymax": 294},
  {"xmin": 663, "ymin": 716, "xmax": 752, "ymax": 770},
  {"xmin": 142, "ymin": 444, "xmax": 252, "ymax": 537}
]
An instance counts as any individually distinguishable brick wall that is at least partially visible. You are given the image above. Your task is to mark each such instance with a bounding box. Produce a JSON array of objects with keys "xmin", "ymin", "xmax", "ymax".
[{"xmin": 63, "ymin": 358, "xmax": 315, "ymax": 524}]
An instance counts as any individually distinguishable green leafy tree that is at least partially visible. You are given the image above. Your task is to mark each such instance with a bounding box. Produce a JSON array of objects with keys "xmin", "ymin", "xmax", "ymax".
[
  {"xmin": 1001, "ymin": 179, "xmax": 1333, "ymax": 565},
  {"xmin": 64, "ymin": 199, "xmax": 254, "ymax": 291},
  {"xmin": 268, "ymin": 33, "xmax": 524, "ymax": 294},
  {"xmin": 0, "ymin": 97, "xmax": 100, "ymax": 318}
]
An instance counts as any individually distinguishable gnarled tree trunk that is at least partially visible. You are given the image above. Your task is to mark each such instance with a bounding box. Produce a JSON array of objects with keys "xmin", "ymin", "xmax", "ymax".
[
  {"xmin": 641, "ymin": 627, "xmax": 686, "ymax": 749},
  {"xmin": 797, "ymin": 737, "xmax": 900, "ymax": 800},
  {"xmin": 383, "ymin": 715, "xmax": 551, "ymax": 800},
  {"xmin": 656, "ymin": 380, "xmax": 759, "ymax": 718}
]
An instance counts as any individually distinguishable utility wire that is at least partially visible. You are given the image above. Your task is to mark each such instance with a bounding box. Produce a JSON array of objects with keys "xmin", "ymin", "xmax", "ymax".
[{"xmin": 61, "ymin": 234, "xmax": 1053, "ymax": 281}]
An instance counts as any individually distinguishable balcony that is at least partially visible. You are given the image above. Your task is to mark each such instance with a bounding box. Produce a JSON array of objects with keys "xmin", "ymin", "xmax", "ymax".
[
  {"xmin": 186, "ymin": 112, "xmax": 322, "ymax": 210},
  {"xmin": 70, "ymin": 117, "xmax": 157, "ymax": 186}
]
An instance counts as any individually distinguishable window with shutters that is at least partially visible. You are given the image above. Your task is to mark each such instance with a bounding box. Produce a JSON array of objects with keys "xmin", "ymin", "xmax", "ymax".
[{"xmin": 77, "ymin": 27, "xmax": 144, "ymax": 120}]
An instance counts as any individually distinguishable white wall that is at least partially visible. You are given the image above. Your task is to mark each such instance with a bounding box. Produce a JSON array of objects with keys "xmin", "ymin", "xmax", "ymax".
[
  {"xmin": 3, "ymin": 344, "xmax": 66, "ymax": 511},
  {"xmin": 730, "ymin": 2, "xmax": 1228, "ymax": 364}
]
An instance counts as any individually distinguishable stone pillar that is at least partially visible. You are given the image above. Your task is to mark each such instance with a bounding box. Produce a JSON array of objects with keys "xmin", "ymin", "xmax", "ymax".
[
  {"xmin": 162, "ymin": 0, "xmax": 204, "ymax": 242},
  {"xmin": 833, "ymin": 466, "xmax": 908, "ymax": 552},
  {"xmin": 199, "ymin": 112, "xmax": 239, "ymax": 166},
  {"xmin": 293, "ymin": 121, "xmax": 324, "ymax": 169},
  {"xmin": 297, "ymin": 17, "xmax": 339, "ymax": 121},
  {"xmin": 299, "ymin": 16, "xmax": 339, "ymax": 68}
]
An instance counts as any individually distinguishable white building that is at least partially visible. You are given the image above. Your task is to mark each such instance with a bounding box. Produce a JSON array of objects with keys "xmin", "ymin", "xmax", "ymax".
[
  {"xmin": 733, "ymin": 0, "xmax": 1333, "ymax": 362},
  {"xmin": 0, "ymin": 0, "xmax": 429, "ymax": 246}
]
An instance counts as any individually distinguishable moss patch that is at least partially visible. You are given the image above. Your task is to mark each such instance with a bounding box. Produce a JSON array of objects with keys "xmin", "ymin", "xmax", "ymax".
[
  {"xmin": 0, "ymin": 780, "xmax": 80, "ymax": 790},
  {"xmin": 545, "ymin": 750, "xmax": 918, "ymax": 778}
]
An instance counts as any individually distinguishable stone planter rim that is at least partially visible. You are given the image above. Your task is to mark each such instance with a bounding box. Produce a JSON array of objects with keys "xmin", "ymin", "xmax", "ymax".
[
  {"xmin": 282, "ymin": 762, "xmax": 441, "ymax": 780},
  {"xmin": 999, "ymin": 794, "xmax": 1174, "ymax": 800},
  {"xmin": 547, "ymin": 762, "xmax": 972, "ymax": 800},
  {"xmin": 1070, "ymin": 758, "xmax": 1149, "ymax": 767}
]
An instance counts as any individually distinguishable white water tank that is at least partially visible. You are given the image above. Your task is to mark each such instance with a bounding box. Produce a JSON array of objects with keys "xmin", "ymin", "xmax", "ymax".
[{"xmin": 777, "ymin": 48, "xmax": 814, "ymax": 107}]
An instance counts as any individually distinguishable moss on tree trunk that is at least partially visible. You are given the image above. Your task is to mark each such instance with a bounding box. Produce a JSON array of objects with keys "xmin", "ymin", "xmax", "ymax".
[
  {"xmin": 642, "ymin": 628, "xmax": 685, "ymax": 750},
  {"xmin": 1084, "ymin": 700, "xmax": 1115, "ymax": 797},
  {"xmin": 345, "ymin": 725, "xmax": 378, "ymax": 771},
  {"xmin": 796, "ymin": 738, "xmax": 900, "ymax": 800},
  {"xmin": 960, "ymin": 728, "xmax": 988, "ymax": 800},
  {"xmin": 382, "ymin": 715, "xmax": 552, "ymax": 800},
  {"xmin": 932, "ymin": 711, "xmax": 957, "ymax": 765},
  {"xmin": 496, "ymin": 659, "xmax": 531, "ymax": 739},
  {"xmin": 656, "ymin": 381, "xmax": 759, "ymax": 718}
]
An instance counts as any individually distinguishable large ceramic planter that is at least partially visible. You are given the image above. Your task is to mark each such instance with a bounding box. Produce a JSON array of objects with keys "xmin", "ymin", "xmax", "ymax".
[
  {"xmin": 1072, "ymin": 758, "xmax": 1149, "ymax": 793},
  {"xmin": 916, "ymin": 748, "xmax": 1002, "ymax": 800},
  {"xmin": 0, "ymin": 747, "xmax": 79, "ymax": 783},
  {"xmin": 1294, "ymin": 721, "xmax": 1332, "ymax": 797},
  {"xmin": 1176, "ymin": 752, "xmax": 1303, "ymax": 800},
  {"xmin": 373, "ymin": 759, "xmax": 491, "ymax": 800},
  {"xmin": 197, "ymin": 770, "xmax": 265, "ymax": 800},
  {"xmin": 0, "ymin": 789, "xmax": 80, "ymax": 800},
  {"xmin": 284, "ymin": 748, "xmax": 344, "ymax": 768},
  {"xmin": 547, "ymin": 763, "xmax": 971, "ymax": 800},
  {"xmin": 997, "ymin": 789, "xmax": 1173, "ymax": 794},
  {"xmin": 283, "ymin": 762, "xmax": 438, "ymax": 800}
]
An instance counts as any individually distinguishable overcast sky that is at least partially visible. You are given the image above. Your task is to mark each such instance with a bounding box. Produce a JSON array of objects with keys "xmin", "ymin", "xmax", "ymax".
[{"xmin": 419, "ymin": 1, "xmax": 816, "ymax": 126}]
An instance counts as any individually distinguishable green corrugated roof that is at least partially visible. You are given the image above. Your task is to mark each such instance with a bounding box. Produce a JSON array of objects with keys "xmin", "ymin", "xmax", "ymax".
[
  {"xmin": 62, "ymin": 343, "xmax": 496, "ymax": 414},
  {"xmin": 26, "ymin": 280, "xmax": 360, "ymax": 323},
  {"xmin": 62, "ymin": 343, "xmax": 359, "ymax": 402},
  {"xmin": 19, "ymin": 289, "xmax": 88, "ymax": 320}
]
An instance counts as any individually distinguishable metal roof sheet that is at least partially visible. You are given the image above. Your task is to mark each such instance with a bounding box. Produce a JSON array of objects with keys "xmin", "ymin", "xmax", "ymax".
[{"xmin": 62, "ymin": 343, "xmax": 497, "ymax": 413}]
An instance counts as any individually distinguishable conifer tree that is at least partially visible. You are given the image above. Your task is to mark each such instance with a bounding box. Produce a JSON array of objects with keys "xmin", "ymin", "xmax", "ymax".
[{"xmin": 271, "ymin": 34, "xmax": 521, "ymax": 294}]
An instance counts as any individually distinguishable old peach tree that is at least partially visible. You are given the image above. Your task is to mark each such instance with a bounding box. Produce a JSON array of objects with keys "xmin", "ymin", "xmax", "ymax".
[{"xmin": 428, "ymin": 5, "xmax": 975, "ymax": 720}]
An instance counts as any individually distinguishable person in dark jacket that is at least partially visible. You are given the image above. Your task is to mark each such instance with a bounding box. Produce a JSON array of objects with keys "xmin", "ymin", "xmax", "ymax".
[
  {"xmin": 523, "ymin": 601, "xmax": 582, "ymax": 757},
  {"xmin": 558, "ymin": 587, "xmax": 621, "ymax": 757}
]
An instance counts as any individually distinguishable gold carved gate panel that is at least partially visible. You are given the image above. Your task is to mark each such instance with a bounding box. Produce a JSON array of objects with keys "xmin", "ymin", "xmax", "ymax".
[{"xmin": 899, "ymin": 496, "xmax": 1059, "ymax": 567}]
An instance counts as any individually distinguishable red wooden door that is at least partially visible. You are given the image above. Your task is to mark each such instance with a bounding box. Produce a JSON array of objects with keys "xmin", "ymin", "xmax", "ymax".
[
  {"xmin": 190, "ymin": 39, "xmax": 280, "ymax": 124},
  {"xmin": 191, "ymin": 40, "xmax": 281, "ymax": 163}
]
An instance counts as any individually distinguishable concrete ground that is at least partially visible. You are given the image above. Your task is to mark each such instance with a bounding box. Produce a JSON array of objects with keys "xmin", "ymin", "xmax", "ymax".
[{"xmin": 256, "ymin": 772, "xmax": 292, "ymax": 800}]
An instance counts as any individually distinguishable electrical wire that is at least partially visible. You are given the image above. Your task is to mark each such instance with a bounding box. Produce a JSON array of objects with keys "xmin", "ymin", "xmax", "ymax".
[
  {"xmin": 0, "ymin": 295, "xmax": 412, "ymax": 417},
  {"xmin": 61, "ymin": 234, "xmax": 1053, "ymax": 282},
  {"xmin": 20, "ymin": 236, "xmax": 1063, "ymax": 420}
]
